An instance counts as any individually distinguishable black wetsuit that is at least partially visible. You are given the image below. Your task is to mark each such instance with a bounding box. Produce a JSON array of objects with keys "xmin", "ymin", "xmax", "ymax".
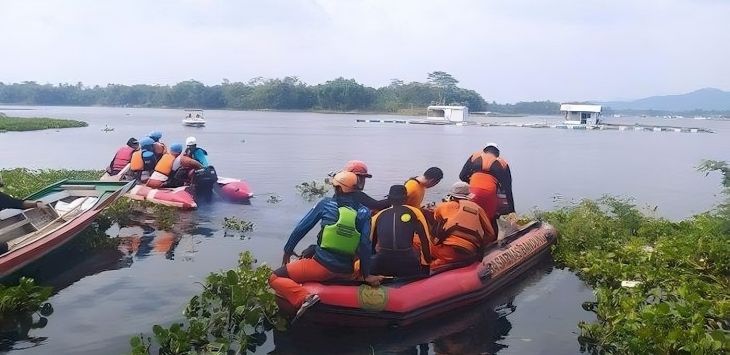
[{"xmin": 370, "ymin": 205, "xmax": 432, "ymax": 277}]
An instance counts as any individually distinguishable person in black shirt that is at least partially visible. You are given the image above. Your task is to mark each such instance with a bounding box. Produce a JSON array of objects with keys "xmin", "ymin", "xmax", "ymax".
[{"xmin": 370, "ymin": 185, "xmax": 432, "ymax": 278}]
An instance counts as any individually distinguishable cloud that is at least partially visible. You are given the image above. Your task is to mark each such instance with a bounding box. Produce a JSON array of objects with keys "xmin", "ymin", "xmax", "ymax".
[{"xmin": 0, "ymin": 0, "xmax": 728, "ymax": 102}]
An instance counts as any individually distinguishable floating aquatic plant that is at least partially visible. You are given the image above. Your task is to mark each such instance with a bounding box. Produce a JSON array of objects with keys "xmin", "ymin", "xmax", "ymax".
[
  {"xmin": 223, "ymin": 216, "xmax": 255, "ymax": 239},
  {"xmin": 130, "ymin": 251, "xmax": 284, "ymax": 354},
  {"xmin": 266, "ymin": 194, "xmax": 282, "ymax": 204},
  {"xmin": 295, "ymin": 180, "xmax": 330, "ymax": 202}
]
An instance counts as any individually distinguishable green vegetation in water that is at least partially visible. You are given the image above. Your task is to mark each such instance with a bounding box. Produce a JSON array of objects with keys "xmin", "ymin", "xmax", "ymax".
[
  {"xmin": 222, "ymin": 216, "xmax": 255, "ymax": 239},
  {"xmin": 535, "ymin": 163, "xmax": 730, "ymax": 354},
  {"xmin": 0, "ymin": 168, "xmax": 102, "ymax": 198},
  {"xmin": 103, "ymin": 197, "xmax": 178, "ymax": 231},
  {"xmin": 0, "ymin": 277, "xmax": 53, "ymax": 320},
  {"xmin": 295, "ymin": 180, "xmax": 330, "ymax": 202},
  {"xmin": 0, "ymin": 115, "xmax": 87, "ymax": 132},
  {"xmin": 266, "ymin": 194, "xmax": 282, "ymax": 204},
  {"xmin": 130, "ymin": 251, "xmax": 285, "ymax": 354}
]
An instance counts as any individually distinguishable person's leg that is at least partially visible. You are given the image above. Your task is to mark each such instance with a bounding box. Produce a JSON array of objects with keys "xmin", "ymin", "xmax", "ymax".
[{"xmin": 268, "ymin": 258, "xmax": 336, "ymax": 307}]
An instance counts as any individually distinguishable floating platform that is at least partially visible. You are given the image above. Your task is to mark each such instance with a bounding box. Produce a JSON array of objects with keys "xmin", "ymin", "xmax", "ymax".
[{"xmin": 355, "ymin": 119, "xmax": 713, "ymax": 133}]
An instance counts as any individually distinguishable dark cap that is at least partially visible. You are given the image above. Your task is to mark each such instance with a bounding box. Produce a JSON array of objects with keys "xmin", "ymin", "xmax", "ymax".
[
  {"xmin": 387, "ymin": 184, "xmax": 407, "ymax": 202},
  {"xmin": 127, "ymin": 137, "xmax": 139, "ymax": 148}
]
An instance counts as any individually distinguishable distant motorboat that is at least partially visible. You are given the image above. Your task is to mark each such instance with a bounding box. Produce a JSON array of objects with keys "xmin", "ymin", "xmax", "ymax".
[
  {"xmin": 182, "ymin": 109, "xmax": 206, "ymax": 127},
  {"xmin": 102, "ymin": 125, "xmax": 114, "ymax": 132}
]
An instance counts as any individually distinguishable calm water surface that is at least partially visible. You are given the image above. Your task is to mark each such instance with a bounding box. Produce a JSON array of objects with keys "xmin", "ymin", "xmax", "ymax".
[{"xmin": 0, "ymin": 106, "xmax": 727, "ymax": 354}]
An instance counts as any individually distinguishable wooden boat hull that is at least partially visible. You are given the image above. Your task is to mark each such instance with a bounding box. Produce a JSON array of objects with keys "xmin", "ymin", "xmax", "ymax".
[
  {"xmin": 278, "ymin": 222, "xmax": 557, "ymax": 327},
  {"xmin": 0, "ymin": 180, "xmax": 134, "ymax": 278}
]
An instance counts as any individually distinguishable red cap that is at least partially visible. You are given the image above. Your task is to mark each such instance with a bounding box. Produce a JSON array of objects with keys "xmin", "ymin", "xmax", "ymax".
[{"xmin": 343, "ymin": 160, "xmax": 372, "ymax": 178}]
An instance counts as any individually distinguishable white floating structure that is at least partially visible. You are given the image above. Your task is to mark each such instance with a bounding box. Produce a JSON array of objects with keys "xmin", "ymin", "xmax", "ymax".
[
  {"xmin": 426, "ymin": 105, "xmax": 469, "ymax": 122},
  {"xmin": 560, "ymin": 104, "xmax": 602, "ymax": 125}
]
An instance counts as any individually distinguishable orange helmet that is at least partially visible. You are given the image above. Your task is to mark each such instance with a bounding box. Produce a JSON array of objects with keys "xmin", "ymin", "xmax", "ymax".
[
  {"xmin": 343, "ymin": 160, "xmax": 372, "ymax": 178},
  {"xmin": 331, "ymin": 171, "xmax": 359, "ymax": 193}
]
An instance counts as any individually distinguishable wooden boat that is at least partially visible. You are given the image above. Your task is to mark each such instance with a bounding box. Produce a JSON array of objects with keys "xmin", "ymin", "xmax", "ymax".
[
  {"xmin": 278, "ymin": 221, "xmax": 557, "ymax": 327},
  {"xmin": 0, "ymin": 180, "xmax": 134, "ymax": 278}
]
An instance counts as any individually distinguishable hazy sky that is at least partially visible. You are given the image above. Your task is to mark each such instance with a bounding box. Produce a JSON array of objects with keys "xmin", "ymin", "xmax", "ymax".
[{"xmin": 1, "ymin": 0, "xmax": 728, "ymax": 102}]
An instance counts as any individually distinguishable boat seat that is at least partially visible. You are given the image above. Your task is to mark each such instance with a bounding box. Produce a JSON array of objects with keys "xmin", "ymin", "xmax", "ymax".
[{"xmin": 0, "ymin": 213, "xmax": 37, "ymax": 243}]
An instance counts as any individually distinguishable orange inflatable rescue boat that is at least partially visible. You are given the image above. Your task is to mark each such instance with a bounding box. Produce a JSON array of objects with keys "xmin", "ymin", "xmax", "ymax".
[{"xmin": 278, "ymin": 221, "xmax": 557, "ymax": 327}]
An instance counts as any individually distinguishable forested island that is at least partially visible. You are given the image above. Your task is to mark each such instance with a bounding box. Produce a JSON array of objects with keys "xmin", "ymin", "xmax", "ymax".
[{"xmin": 0, "ymin": 72, "xmax": 564, "ymax": 115}]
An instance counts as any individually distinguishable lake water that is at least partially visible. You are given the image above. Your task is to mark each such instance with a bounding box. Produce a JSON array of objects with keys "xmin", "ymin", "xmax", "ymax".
[{"xmin": 0, "ymin": 106, "xmax": 728, "ymax": 354}]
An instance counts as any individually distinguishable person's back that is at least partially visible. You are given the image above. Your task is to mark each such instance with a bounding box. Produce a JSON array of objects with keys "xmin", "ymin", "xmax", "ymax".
[
  {"xmin": 404, "ymin": 167, "xmax": 443, "ymax": 208},
  {"xmin": 370, "ymin": 185, "xmax": 432, "ymax": 277},
  {"xmin": 107, "ymin": 138, "xmax": 138, "ymax": 175},
  {"xmin": 130, "ymin": 137, "xmax": 157, "ymax": 183},
  {"xmin": 148, "ymin": 131, "xmax": 166, "ymax": 160},
  {"xmin": 431, "ymin": 182, "xmax": 495, "ymax": 268}
]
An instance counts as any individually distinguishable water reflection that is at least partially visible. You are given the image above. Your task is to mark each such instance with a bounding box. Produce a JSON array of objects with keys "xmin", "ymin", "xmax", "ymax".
[{"xmin": 272, "ymin": 257, "xmax": 556, "ymax": 355}]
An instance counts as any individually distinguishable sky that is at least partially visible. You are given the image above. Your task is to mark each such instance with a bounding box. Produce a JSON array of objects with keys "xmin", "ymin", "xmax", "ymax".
[{"xmin": 1, "ymin": 0, "xmax": 729, "ymax": 103}]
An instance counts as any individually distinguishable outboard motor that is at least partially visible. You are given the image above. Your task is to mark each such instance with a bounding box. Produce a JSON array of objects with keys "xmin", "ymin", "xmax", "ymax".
[{"xmin": 192, "ymin": 166, "xmax": 218, "ymax": 203}]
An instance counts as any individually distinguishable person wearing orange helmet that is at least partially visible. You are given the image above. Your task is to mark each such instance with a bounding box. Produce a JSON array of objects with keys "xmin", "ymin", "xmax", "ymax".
[
  {"xmin": 341, "ymin": 160, "xmax": 390, "ymax": 211},
  {"xmin": 269, "ymin": 171, "xmax": 384, "ymax": 319}
]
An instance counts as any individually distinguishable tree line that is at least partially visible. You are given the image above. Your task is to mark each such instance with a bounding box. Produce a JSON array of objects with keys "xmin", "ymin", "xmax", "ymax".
[{"xmin": 0, "ymin": 72, "xmax": 568, "ymax": 114}]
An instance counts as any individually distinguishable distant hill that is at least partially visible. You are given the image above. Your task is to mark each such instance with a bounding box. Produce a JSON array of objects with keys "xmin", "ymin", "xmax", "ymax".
[{"xmin": 602, "ymin": 88, "xmax": 730, "ymax": 111}]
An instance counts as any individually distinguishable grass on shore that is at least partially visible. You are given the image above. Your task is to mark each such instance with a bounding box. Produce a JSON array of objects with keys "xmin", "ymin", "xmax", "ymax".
[{"xmin": 0, "ymin": 115, "xmax": 87, "ymax": 132}]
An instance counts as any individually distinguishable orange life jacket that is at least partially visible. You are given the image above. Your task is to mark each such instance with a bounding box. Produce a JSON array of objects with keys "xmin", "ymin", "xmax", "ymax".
[
  {"xmin": 130, "ymin": 151, "xmax": 144, "ymax": 171},
  {"xmin": 154, "ymin": 153, "xmax": 175, "ymax": 176},
  {"xmin": 468, "ymin": 151, "xmax": 509, "ymax": 188},
  {"xmin": 434, "ymin": 199, "xmax": 489, "ymax": 251}
]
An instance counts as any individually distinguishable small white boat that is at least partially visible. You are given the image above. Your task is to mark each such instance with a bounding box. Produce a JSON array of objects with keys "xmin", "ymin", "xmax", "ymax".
[{"xmin": 182, "ymin": 109, "xmax": 206, "ymax": 127}]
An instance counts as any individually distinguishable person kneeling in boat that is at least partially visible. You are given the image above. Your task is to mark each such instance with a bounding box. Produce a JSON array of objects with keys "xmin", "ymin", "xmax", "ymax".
[
  {"xmin": 130, "ymin": 137, "xmax": 157, "ymax": 183},
  {"xmin": 404, "ymin": 167, "xmax": 444, "ymax": 208},
  {"xmin": 146, "ymin": 143, "xmax": 192, "ymax": 188},
  {"xmin": 370, "ymin": 185, "xmax": 433, "ymax": 277},
  {"xmin": 269, "ymin": 171, "xmax": 384, "ymax": 317},
  {"xmin": 431, "ymin": 182, "xmax": 495, "ymax": 268},
  {"xmin": 185, "ymin": 136, "xmax": 209, "ymax": 167},
  {"xmin": 105, "ymin": 137, "xmax": 139, "ymax": 176},
  {"xmin": 459, "ymin": 143, "xmax": 515, "ymax": 235},
  {"xmin": 148, "ymin": 131, "xmax": 167, "ymax": 160}
]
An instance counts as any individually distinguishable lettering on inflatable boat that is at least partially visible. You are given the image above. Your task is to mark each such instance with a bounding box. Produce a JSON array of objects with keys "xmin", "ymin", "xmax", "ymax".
[{"xmin": 482, "ymin": 232, "xmax": 549, "ymax": 278}]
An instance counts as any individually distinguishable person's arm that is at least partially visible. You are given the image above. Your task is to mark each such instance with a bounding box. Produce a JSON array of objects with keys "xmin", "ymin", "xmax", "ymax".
[
  {"xmin": 458, "ymin": 157, "xmax": 476, "ymax": 183},
  {"xmin": 283, "ymin": 199, "xmax": 325, "ymax": 255},
  {"xmin": 0, "ymin": 191, "xmax": 41, "ymax": 210},
  {"xmin": 353, "ymin": 191, "xmax": 390, "ymax": 211},
  {"xmin": 355, "ymin": 209, "xmax": 373, "ymax": 278},
  {"xmin": 413, "ymin": 214, "xmax": 432, "ymax": 263}
]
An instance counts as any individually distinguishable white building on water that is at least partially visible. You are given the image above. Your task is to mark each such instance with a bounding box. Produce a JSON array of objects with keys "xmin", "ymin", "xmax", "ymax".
[
  {"xmin": 426, "ymin": 105, "xmax": 469, "ymax": 122},
  {"xmin": 560, "ymin": 104, "xmax": 602, "ymax": 125}
]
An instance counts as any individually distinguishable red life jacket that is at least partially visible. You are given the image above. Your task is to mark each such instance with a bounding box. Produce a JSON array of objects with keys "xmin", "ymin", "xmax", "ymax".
[{"xmin": 110, "ymin": 146, "xmax": 135, "ymax": 173}]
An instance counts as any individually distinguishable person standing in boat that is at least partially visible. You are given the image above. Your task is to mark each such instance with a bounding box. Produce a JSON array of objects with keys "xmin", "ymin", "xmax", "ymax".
[
  {"xmin": 404, "ymin": 167, "xmax": 444, "ymax": 208},
  {"xmin": 269, "ymin": 171, "xmax": 384, "ymax": 318},
  {"xmin": 430, "ymin": 182, "xmax": 495, "ymax": 268},
  {"xmin": 130, "ymin": 137, "xmax": 157, "ymax": 183},
  {"xmin": 339, "ymin": 160, "xmax": 390, "ymax": 211},
  {"xmin": 458, "ymin": 143, "xmax": 515, "ymax": 234},
  {"xmin": 369, "ymin": 185, "xmax": 433, "ymax": 277},
  {"xmin": 105, "ymin": 138, "xmax": 139, "ymax": 176},
  {"xmin": 185, "ymin": 136, "xmax": 209, "ymax": 167},
  {"xmin": 148, "ymin": 131, "xmax": 167, "ymax": 160}
]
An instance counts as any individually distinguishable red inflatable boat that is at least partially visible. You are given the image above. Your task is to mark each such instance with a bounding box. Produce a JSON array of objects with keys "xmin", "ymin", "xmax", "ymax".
[
  {"xmin": 279, "ymin": 221, "xmax": 557, "ymax": 327},
  {"xmin": 101, "ymin": 165, "xmax": 253, "ymax": 208}
]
